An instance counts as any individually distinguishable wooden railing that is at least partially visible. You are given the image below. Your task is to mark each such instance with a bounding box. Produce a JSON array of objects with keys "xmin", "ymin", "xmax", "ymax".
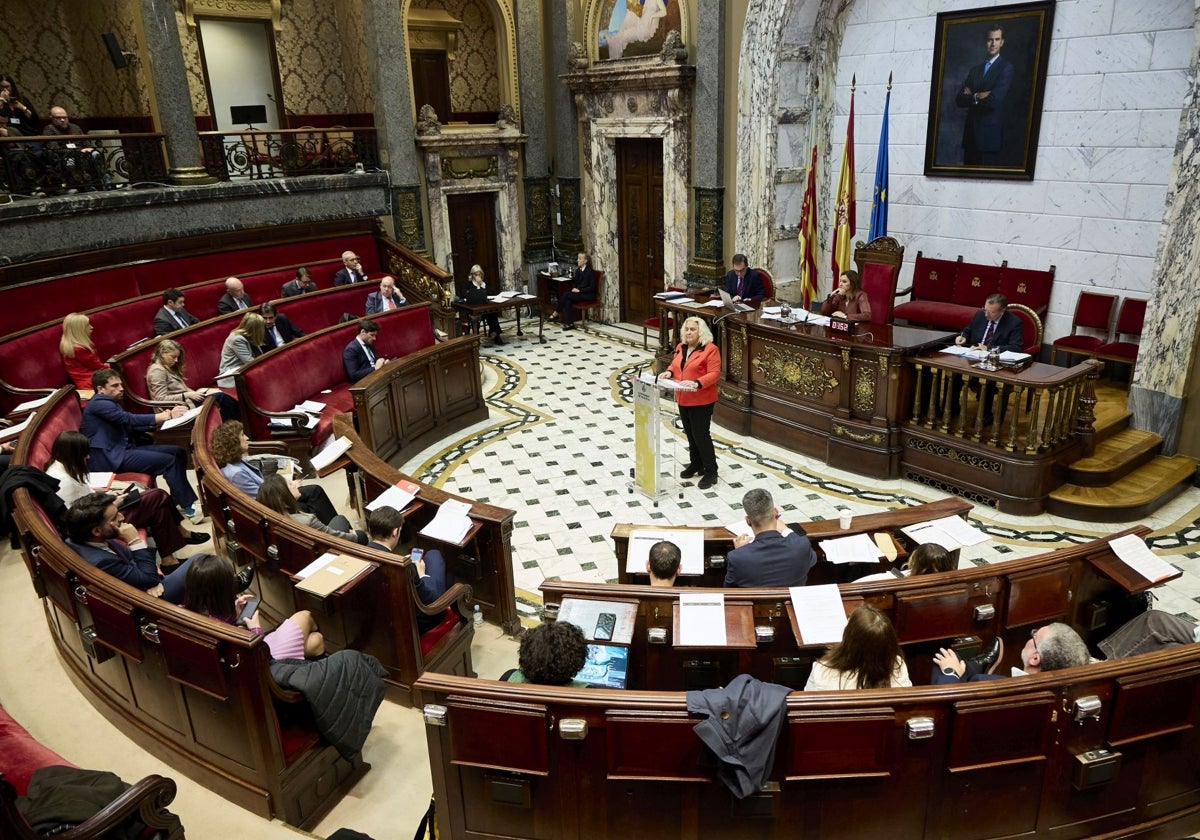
[{"xmin": 198, "ymin": 127, "xmax": 379, "ymax": 181}]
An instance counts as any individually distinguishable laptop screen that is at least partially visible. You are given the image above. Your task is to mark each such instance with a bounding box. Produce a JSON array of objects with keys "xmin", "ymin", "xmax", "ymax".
[{"xmin": 574, "ymin": 643, "xmax": 629, "ymax": 689}]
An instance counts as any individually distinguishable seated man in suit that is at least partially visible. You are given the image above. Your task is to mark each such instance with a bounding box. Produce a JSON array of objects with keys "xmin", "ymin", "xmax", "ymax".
[
  {"xmin": 281, "ymin": 266, "xmax": 317, "ymax": 298},
  {"xmin": 724, "ymin": 488, "xmax": 817, "ymax": 587},
  {"xmin": 343, "ymin": 318, "xmax": 388, "ymax": 382},
  {"xmin": 333, "ymin": 250, "xmax": 367, "ymax": 286},
  {"xmin": 934, "ymin": 610, "xmax": 1198, "ymax": 683},
  {"xmin": 80, "ymin": 368, "xmax": 200, "ymax": 521},
  {"xmin": 216, "ymin": 277, "xmax": 253, "ymax": 315},
  {"xmin": 955, "ymin": 293, "xmax": 1023, "ymax": 352},
  {"xmin": 259, "ymin": 302, "xmax": 305, "ymax": 351},
  {"xmin": 722, "ymin": 253, "xmax": 766, "ymax": 305},
  {"xmin": 365, "ymin": 275, "xmax": 406, "ymax": 314},
  {"xmin": 65, "ymin": 491, "xmax": 195, "ymax": 603},
  {"xmin": 153, "ymin": 288, "xmax": 199, "ymax": 336},
  {"xmin": 647, "ymin": 540, "xmax": 681, "ymax": 587},
  {"xmin": 367, "ymin": 505, "xmax": 450, "ymax": 633},
  {"xmin": 462, "ymin": 264, "xmax": 503, "ymax": 345}
]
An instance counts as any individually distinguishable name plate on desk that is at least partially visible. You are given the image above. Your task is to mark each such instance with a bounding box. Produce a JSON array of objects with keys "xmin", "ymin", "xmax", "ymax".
[{"xmin": 828, "ymin": 317, "xmax": 857, "ymax": 337}]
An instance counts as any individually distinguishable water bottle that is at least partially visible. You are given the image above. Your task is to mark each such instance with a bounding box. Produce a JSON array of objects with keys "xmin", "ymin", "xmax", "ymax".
[{"xmin": 473, "ymin": 604, "xmax": 483, "ymax": 628}]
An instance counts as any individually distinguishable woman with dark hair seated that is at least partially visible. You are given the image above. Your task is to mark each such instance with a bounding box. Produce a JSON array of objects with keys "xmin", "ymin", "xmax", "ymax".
[
  {"xmin": 184, "ymin": 553, "xmax": 324, "ymax": 660},
  {"xmin": 146, "ymin": 339, "xmax": 240, "ymax": 422},
  {"xmin": 855, "ymin": 542, "xmax": 955, "ymax": 583},
  {"xmin": 503, "ymin": 621, "xmax": 590, "ymax": 686},
  {"xmin": 805, "ymin": 604, "xmax": 911, "ymax": 690},
  {"xmin": 45, "ymin": 430, "xmax": 207, "ymax": 566},
  {"xmin": 820, "ymin": 269, "xmax": 872, "ymax": 322},
  {"xmin": 256, "ymin": 474, "xmax": 367, "ymax": 544},
  {"xmin": 210, "ymin": 419, "xmax": 342, "ymax": 525}
]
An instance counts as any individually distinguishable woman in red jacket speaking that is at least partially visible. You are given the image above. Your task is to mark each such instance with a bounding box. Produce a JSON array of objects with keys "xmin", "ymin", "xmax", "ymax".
[{"xmin": 658, "ymin": 316, "xmax": 722, "ymax": 489}]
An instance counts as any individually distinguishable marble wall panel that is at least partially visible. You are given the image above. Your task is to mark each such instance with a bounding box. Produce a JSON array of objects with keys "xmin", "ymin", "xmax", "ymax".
[
  {"xmin": 1138, "ymin": 108, "xmax": 1185, "ymax": 145},
  {"xmin": 1125, "ymin": 184, "xmax": 1170, "ymax": 222},
  {"xmin": 1077, "ymin": 218, "xmax": 1164, "ymax": 259},
  {"xmin": 1043, "ymin": 183, "xmax": 1129, "ymax": 221},
  {"xmin": 1110, "ymin": 0, "xmax": 1192, "ymax": 34},
  {"xmin": 1044, "ymin": 110, "xmax": 1141, "ymax": 147},
  {"xmin": 1063, "ymin": 33, "xmax": 1155, "ymax": 74},
  {"xmin": 1099, "ymin": 69, "xmax": 1189, "ymax": 110},
  {"xmin": 1088, "ymin": 147, "xmax": 1175, "ymax": 185},
  {"xmin": 1151, "ymin": 29, "xmax": 1196, "ymax": 70}
]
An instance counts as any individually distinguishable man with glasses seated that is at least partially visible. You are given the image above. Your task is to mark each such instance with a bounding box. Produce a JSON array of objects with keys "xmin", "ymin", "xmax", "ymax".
[
  {"xmin": 933, "ymin": 610, "xmax": 1197, "ymax": 683},
  {"xmin": 333, "ymin": 251, "xmax": 368, "ymax": 286}
]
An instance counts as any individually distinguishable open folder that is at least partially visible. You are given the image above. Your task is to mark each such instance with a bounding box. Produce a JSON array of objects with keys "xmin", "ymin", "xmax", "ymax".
[{"xmin": 294, "ymin": 554, "xmax": 372, "ymax": 597}]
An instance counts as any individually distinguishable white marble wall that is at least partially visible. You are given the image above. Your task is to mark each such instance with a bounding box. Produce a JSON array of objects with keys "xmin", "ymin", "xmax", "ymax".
[{"xmin": 764, "ymin": 0, "xmax": 1197, "ymax": 347}]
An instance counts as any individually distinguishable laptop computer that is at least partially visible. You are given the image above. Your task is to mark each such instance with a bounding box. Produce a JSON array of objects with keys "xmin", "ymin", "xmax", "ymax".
[
  {"xmin": 574, "ymin": 643, "xmax": 629, "ymax": 689},
  {"xmin": 718, "ymin": 289, "xmax": 754, "ymax": 313}
]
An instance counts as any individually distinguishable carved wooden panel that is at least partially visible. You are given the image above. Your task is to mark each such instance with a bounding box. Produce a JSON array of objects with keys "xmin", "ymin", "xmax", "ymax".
[{"xmin": 448, "ymin": 699, "xmax": 550, "ymax": 774}]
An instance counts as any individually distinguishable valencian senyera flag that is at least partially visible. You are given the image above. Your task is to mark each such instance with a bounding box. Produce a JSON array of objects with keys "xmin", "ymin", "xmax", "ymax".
[{"xmin": 798, "ymin": 144, "xmax": 819, "ymax": 308}]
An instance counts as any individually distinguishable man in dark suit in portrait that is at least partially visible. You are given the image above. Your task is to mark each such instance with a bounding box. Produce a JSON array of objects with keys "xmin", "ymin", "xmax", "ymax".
[
  {"xmin": 724, "ymin": 488, "xmax": 816, "ymax": 588},
  {"xmin": 259, "ymin": 302, "xmax": 306, "ymax": 351},
  {"xmin": 955, "ymin": 25, "xmax": 1014, "ymax": 166},
  {"xmin": 153, "ymin": 288, "xmax": 199, "ymax": 335}
]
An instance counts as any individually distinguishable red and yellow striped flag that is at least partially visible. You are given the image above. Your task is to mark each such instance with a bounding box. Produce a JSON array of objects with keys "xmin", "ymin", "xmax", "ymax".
[{"xmin": 797, "ymin": 144, "xmax": 819, "ymax": 308}]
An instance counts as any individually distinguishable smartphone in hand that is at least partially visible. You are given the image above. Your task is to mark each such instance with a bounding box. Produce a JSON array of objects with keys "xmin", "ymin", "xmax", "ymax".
[{"xmin": 237, "ymin": 596, "xmax": 260, "ymax": 626}]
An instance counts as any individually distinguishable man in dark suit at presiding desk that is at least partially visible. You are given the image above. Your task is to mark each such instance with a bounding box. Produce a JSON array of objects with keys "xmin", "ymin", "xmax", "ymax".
[
  {"xmin": 153, "ymin": 288, "xmax": 199, "ymax": 336},
  {"xmin": 343, "ymin": 319, "xmax": 388, "ymax": 382},
  {"xmin": 955, "ymin": 293, "xmax": 1024, "ymax": 352},
  {"xmin": 724, "ymin": 488, "xmax": 817, "ymax": 587},
  {"xmin": 722, "ymin": 253, "xmax": 766, "ymax": 304}
]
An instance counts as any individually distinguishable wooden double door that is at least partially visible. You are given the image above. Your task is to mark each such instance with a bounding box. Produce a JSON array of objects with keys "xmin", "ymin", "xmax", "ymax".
[
  {"xmin": 447, "ymin": 192, "xmax": 500, "ymax": 294},
  {"xmin": 616, "ymin": 138, "xmax": 664, "ymax": 324}
]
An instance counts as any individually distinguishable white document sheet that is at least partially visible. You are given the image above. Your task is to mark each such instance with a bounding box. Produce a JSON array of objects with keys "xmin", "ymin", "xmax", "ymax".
[
  {"xmin": 902, "ymin": 515, "xmax": 988, "ymax": 550},
  {"xmin": 679, "ymin": 592, "xmax": 727, "ymax": 646},
  {"xmin": 366, "ymin": 479, "xmax": 421, "ymax": 512},
  {"xmin": 1109, "ymin": 534, "xmax": 1177, "ymax": 583},
  {"xmin": 819, "ymin": 533, "xmax": 884, "ymax": 565},
  {"xmin": 790, "ymin": 584, "xmax": 848, "ymax": 645},
  {"xmin": 160, "ymin": 405, "xmax": 202, "ymax": 430},
  {"xmin": 293, "ymin": 399, "xmax": 327, "ymax": 414},
  {"xmin": 626, "ymin": 529, "xmax": 704, "ymax": 575},
  {"xmin": 419, "ymin": 498, "xmax": 473, "ymax": 544},
  {"xmin": 12, "ymin": 394, "xmax": 52, "ymax": 412},
  {"xmin": 295, "ymin": 552, "xmax": 339, "ymax": 580},
  {"xmin": 724, "ymin": 518, "xmax": 754, "ymax": 540},
  {"xmin": 0, "ymin": 415, "xmax": 32, "ymax": 441},
  {"xmin": 310, "ymin": 436, "xmax": 353, "ymax": 471}
]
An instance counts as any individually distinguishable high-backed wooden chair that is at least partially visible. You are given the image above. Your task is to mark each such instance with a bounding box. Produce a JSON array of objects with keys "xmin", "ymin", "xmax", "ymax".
[
  {"xmin": 1007, "ymin": 303, "xmax": 1044, "ymax": 357},
  {"xmin": 853, "ymin": 236, "xmax": 905, "ymax": 325},
  {"xmin": 577, "ymin": 271, "xmax": 605, "ymax": 326},
  {"xmin": 1096, "ymin": 297, "xmax": 1147, "ymax": 381},
  {"xmin": 1051, "ymin": 291, "xmax": 1116, "ymax": 366},
  {"xmin": 755, "ymin": 267, "xmax": 774, "ymax": 300}
]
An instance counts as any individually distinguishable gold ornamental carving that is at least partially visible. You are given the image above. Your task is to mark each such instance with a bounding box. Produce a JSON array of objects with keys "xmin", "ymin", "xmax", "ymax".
[
  {"xmin": 832, "ymin": 424, "xmax": 883, "ymax": 445},
  {"xmin": 717, "ymin": 385, "xmax": 747, "ymax": 406},
  {"xmin": 906, "ymin": 438, "xmax": 1002, "ymax": 473},
  {"xmin": 441, "ymin": 156, "xmax": 499, "ymax": 180},
  {"xmin": 729, "ymin": 330, "xmax": 744, "ymax": 373},
  {"xmin": 751, "ymin": 346, "xmax": 837, "ymax": 399},
  {"xmin": 841, "ymin": 347, "xmax": 851, "ymax": 370},
  {"xmin": 853, "ymin": 366, "xmax": 876, "ymax": 415},
  {"xmin": 186, "ymin": 0, "xmax": 280, "ymax": 30}
]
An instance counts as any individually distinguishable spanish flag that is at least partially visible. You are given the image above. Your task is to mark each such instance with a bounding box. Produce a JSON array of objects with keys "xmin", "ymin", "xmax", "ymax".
[
  {"xmin": 831, "ymin": 79, "xmax": 856, "ymax": 281},
  {"xmin": 797, "ymin": 144, "xmax": 819, "ymax": 308}
]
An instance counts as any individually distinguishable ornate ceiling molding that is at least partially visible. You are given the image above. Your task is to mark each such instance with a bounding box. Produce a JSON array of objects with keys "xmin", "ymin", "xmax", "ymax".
[{"xmin": 185, "ymin": 0, "xmax": 281, "ymax": 31}]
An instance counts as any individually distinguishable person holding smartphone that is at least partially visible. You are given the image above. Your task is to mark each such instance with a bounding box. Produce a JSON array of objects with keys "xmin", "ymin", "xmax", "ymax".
[
  {"xmin": 366, "ymin": 505, "xmax": 451, "ymax": 632},
  {"xmin": 184, "ymin": 554, "xmax": 324, "ymax": 660}
]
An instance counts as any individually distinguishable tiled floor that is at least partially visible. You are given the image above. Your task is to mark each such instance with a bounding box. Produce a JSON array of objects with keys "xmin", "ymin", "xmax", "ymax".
[{"xmin": 2, "ymin": 312, "xmax": 1198, "ymax": 839}]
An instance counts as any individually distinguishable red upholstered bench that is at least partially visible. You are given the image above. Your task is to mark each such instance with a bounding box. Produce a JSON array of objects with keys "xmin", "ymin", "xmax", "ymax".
[
  {"xmin": 24, "ymin": 388, "xmax": 153, "ymax": 487},
  {"xmin": 236, "ymin": 305, "xmax": 436, "ymax": 449}
]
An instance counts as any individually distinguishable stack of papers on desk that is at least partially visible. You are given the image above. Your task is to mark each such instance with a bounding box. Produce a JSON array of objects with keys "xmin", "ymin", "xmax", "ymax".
[
  {"xmin": 679, "ymin": 592, "xmax": 726, "ymax": 646},
  {"xmin": 1109, "ymin": 534, "xmax": 1178, "ymax": 583},
  {"xmin": 310, "ymin": 435, "xmax": 353, "ymax": 471},
  {"xmin": 161, "ymin": 405, "xmax": 202, "ymax": 429},
  {"xmin": 902, "ymin": 515, "xmax": 988, "ymax": 551},
  {"xmin": 637, "ymin": 371, "xmax": 693, "ymax": 391},
  {"xmin": 625, "ymin": 529, "xmax": 704, "ymax": 574},
  {"xmin": 268, "ymin": 413, "xmax": 318, "ymax": 430},
  {"xmin": 654, "ymin": 290, "xmax": 690, "ymax": 301},
  {"xmin": 820, "ymin": 533, "xmax": 884, "ymax": 564},
  {"xmin": 939, "ymin": 346, "xmax": 986, "ymax": 359},
  {"xmin": 558, "ymin": 597, "xmax": 637, "ymax": 644},
  {"xmin": 419, "ymin": 498, "xmax": 473, "ymax": 544},
  {"xmin": 0, "ymin": 416, "xmax": 32, "ymax": 441},
  {"xmin": 12, "ymin": 394, "xmax": 52, "ymax": 413},
  {"xmin": 366, "ymin": 478, "xmax": 421, "ymax": 511},
  {"xmin": 790, "ymin": 584, "xmax": 847, "ymax": 645},
  {"xmin": 494, "ymin": 290, "xmax": 524, "ymax": 299},
  {"xmin": 295, "ymin": 554, "xmax": 371, "ymax": 596}
]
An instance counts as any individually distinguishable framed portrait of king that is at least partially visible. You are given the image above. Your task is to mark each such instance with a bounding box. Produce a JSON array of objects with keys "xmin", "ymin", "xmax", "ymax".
[{"xmin": 924, "ymin": 1, "xmax": 1056, "ymax": 180}]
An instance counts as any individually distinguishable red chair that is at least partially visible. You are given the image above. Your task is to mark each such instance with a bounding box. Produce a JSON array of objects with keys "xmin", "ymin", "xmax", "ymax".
[
  {"xmin": 1007, "ymin": 304, "xmax": 1043, "ymax": 357},
  {"xmin": 755, "ymin": 268, "xmax": 774, "ymax": 301},
  {"xmin": 1051, "ymin": 291, "xmax": 1116, "ymax": 366},
  {"xmin": 576, "ymin": 271, "xmax": 605, "ymax": 327},
  {"xmin": 853, "ymin": 236, "xmax": 905, "ymax": 325},
  {"xmin": 1095, "ymin": 297, "xmax": 1147, "ymax": 380},
  {"xmin": 642, "ymin": 285, "xmax": 687, "ymax": 350}
]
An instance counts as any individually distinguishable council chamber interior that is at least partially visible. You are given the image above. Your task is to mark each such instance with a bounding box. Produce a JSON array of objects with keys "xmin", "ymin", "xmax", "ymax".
[{"xmin": 3, "ymin": 1, "xmax": 1200, "ymax": 838}]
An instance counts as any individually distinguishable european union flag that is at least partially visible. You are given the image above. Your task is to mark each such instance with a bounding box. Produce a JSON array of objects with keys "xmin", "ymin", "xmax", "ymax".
[{"xmin": 869, "ymin": 80, "xmax": 891, "ymax": 241}]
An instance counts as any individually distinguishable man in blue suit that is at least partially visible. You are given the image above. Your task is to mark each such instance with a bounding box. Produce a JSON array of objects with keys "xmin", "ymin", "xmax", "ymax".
[
  {"xmin": 65, "ymin": 491, "xmax": 193, "ymax": 603},
  {"xmin": 80, "ymin": 369, "xmax": 200, "ymax": 520},
  {"xmin": 343, "ymin": 319, "xmax": 387, "ymax": 382},
  {"xmin": 724, "ymin": 488, "xmax": 816, "ymax": 587},
  {"xmin": 366, "ymin": 505, "xmax": 450, "ymax": 633},
  {"xmin": 955, "ymin": 25, "xmax": 1014, "ymax": 166}
]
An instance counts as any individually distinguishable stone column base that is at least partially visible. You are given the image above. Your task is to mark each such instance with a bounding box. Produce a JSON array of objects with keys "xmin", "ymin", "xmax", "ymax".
[{"xmin": 168, "ymin": 166, "xmax": 218, "ymax": 186}]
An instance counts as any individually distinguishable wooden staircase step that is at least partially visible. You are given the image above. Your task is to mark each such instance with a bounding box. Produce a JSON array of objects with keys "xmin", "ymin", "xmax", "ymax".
[
  {"xmin": 1048, "ymin": 456, "xmax": 1196, "ymax": 523},
  {"xmin": 1065, "ymin": 428, "xmax": 1162, "ymax": 486}
]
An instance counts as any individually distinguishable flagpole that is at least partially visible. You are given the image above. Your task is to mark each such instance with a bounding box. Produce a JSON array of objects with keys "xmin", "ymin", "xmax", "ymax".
[
  {"xmin": 831, "ymin": 75, "xmax": 856, "ymax": 282},
  {"xmin": 869, "ymin": 72, "xmax": 892, "ymax": 241}
]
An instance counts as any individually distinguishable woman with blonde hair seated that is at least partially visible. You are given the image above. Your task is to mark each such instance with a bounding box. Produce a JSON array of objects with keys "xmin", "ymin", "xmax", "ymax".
[
  {"xmin": 256, "ymin": 473, "xmax": 367, "ymax": 545},
  {"xmin": 146, "ymin": 339, "xmax": 240, "ymax": 421},
  {"xmin": 218, "ymin": 312, "xmax": 265, "ymax": 377},
  {"xmin": 59, "ymin": 312, "xmax": 104, "ymax": 391},
  {"xmin": 184, "ymin": 553, "xmax": 324, "ymax": 659},
  {"xmin": 805, "ymin": 604, "xmax": 911, "ymax": 690}
]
